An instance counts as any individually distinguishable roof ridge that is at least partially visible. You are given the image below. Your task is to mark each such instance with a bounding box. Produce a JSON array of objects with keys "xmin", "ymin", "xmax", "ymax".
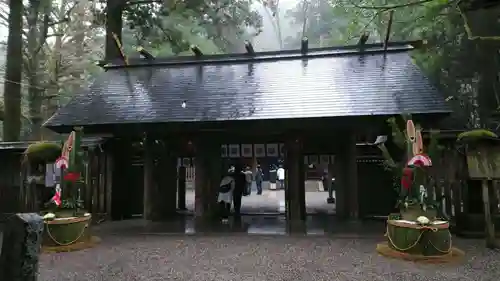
[{"xmin": 103, "ymin": 41, "xmax": 419, "ymax": 70}]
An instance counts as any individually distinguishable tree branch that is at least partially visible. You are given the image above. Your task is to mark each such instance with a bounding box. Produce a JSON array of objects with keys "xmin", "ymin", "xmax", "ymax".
[
  {"xmin": 457, "ymin": 4, "xmax": 500, "ymax": 41},
  {"xmin": 35, "ymin": 7, "xmax": 51, "ymax": 55},
  {"xmin": 47, "ymin": 1, "xmax": 78, "ymax": 27},
  {"xmin": 347, "ymin": 0, "xmax": 449, "ymax": 10},
  {"xmin": 125, "ymin": 0, "xmax": 162, "ymax": 6},
  {"xmin": 345, "ymin": 9, "xmax": 388, "ymax": 42}
]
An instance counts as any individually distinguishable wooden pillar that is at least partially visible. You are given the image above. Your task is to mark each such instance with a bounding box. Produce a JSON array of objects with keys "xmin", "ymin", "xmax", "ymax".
[
  {"xmin": 345, "ymin": 130, "xmax": 359, "ymax": 219},
  {"xmin": 143, "ymin": 136, "xmax": 154, "ymax": 220},
  {"xmin": 285, "ymin": 135, "xmax": 306, "ymax": 232},
  {"xmin": 105, "ymin": 151, "xmax": 113, "ymax": 221},
  {"xmin": 194, "ymin": 153, "xmax": 205, "ymax": 218},
  {"xmin": 194, "ymin": 134, "xmax": 221, "ymax": 220},
  {"xmin": 85, "ymin": 150, "xmax": 95, "ymax": 212},
  {"xmin": 177, "ymin": 166, "xmax": 187, "ymax": 210},
  {"xmin": 154, "ymin": 139, "xmax": 178, "ymax": 220},
  {"xmin": 110, "ymin": 139, "xmax": 130, "ymax": 220},
  {"xmin": 206, "ymin": 136, "xmax": 222, "ymax": 219},
  {"xmin": 334, "ymin": 130, "xmax": 358, "ymax": 219},
  {"xmin": 334, "ymin": 142, "xmax": 348, "ymax": 219}
]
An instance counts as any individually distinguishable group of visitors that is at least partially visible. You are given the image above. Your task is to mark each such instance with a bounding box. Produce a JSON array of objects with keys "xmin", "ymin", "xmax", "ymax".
[{"xmin": 217, "ymin": 164, "xmax": 279, "ymax": 223}]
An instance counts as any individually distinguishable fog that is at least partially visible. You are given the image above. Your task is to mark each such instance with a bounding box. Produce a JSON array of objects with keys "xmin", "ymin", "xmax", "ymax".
[{"xmin": 252, "ymin": 0, "xmax": 300, "ymax": 51}]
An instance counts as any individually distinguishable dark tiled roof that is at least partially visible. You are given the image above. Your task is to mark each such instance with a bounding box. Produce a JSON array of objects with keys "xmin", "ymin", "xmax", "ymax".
[{"xmin": 44, "ymin": 43, "xmax": 450, "ymax": 129}]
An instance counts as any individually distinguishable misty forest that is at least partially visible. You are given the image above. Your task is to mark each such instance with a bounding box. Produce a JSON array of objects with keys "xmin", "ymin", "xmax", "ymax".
[{"xmin": 0, "ymin": 0, "xmax": 498, "ymax": 141}]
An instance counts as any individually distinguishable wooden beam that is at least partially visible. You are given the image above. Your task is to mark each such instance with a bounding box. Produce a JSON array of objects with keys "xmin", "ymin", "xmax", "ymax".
[
  {"xmin": 285, "ymin": 135, "xmax": 306, "ymax": 232},
  {"xmin": 301, "ymin": 37, "xmax": 308, "ymax": 54},
  {"xmin": 136, "ymin": 46, "xmax": 155, "ymax": 60},
  {"xmin": 190, "ymin": 45, "xmax": 203, "ymax": 57},
  {"xmin": 244, "ymin": 41, "xmax": 255, "ymax": 55},
  {"xmin": 357, "ymin": 32, "xmax": 370, "ymax": 46}
]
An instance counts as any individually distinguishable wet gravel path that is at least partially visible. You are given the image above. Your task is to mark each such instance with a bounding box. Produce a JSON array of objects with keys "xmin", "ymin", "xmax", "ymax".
[{"xmin": 39, "ymin": 235, "xmax": 500, "ymax": 281}]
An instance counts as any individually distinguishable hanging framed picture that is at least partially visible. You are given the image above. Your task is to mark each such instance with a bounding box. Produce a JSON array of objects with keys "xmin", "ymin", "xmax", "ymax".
[
  {"xmin": 241, "ymin": 144, "xmax": 253, "ymax": 158},
  {"xmin": 304, "ymin": 155, "xmax": 309, "ymax": 165},
  {"xmin": 254, "ymin": 144, "xmax": 265, "ymax": 157},
  {"xmin": 330, "ymin": 155, "xmax": 335, "ymax": 165},
  {"xmin": 266, "ymin": 143, "xmax": 278, "ymax": 157},
  {"xmin": 228, "ymin": 144, "xmax": 240, "ymax": 158},
  {"xmin": 320, "ymin": 155, "xmax": 330, "ymax": 164},
  {"xmin": 221, "ymin": 145, "xmax": 228, "ymax": 157},
  {"xmin": 309, "ymin": 155, "xmax": 318, "ymax": 165},
  {"xmin": 279, "ymin": 143, "xmax": 285, "ymax": 157},
  {"xmin": 182, "ymin": 157, "xmax": 191, "ymax": 167}
]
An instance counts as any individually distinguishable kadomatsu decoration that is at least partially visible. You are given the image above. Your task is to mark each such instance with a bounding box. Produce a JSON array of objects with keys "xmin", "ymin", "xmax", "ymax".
[
  {"xmin": 42, "ymin": 127, "xmax": 97, "ymax": 252},
  {"xmin": 376, "ymin": 116, "xmax": 463, "ymax": 262}
]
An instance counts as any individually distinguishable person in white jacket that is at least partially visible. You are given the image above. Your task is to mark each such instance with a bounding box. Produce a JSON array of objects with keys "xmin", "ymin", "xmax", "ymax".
[
  {"xmin": 277, "ymin": 166, "xmax": 285, "ymax": 190},
  {"xmin": 218, "ymin": 166, "xmax": 235, "ymax": 223}
]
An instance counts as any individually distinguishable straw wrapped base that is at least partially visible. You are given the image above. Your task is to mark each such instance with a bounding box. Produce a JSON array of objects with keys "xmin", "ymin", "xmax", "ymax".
[
  {"xmin": 42, "ymin": 236, "xmax": 101, "ymax": 253},
  {"xmin": 386, "ymin": 220, "xmax": 452, "ymax": 256},
  {"xmin": 376, "ymin": 242, "xmax": 465, "ymax": 263},
  {"xmin": 43, "ymin": 216, "xmax": 92, "ymax": 247}
]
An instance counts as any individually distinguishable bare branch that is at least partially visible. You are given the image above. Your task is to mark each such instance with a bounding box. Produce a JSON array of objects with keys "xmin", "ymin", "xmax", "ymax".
[
  {"xmin": 125, "ymin": 0, "xmax": 162, "ymax": 5},
  {"xmin": 347, "ymin": 0, "xmax": 451, "ymax": 10},
  {"xmin": 48, "ymin": 1, "xmax": 78, "ymax": 27}
]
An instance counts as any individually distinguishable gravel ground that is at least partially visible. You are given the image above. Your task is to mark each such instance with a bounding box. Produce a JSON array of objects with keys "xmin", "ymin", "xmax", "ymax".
[{"xmin": 39, "ymin": 234, "xmax": 500, "ymax": 281}]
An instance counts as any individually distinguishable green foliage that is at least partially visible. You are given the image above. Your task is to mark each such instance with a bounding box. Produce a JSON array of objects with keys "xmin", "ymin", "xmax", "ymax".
[
  {"xmin": 95, "ymin": 0, "xmax": 263, "ymax": 55},
  {"xmin": 387, "ymin": 117, "xmax": 406, "ymax": 149},
  {"xmin": 61, "ymin": 198, "xmax": 84, "ymax": 210},
  {"xmin": 23, "ymin": 141, "xmax": 61, "ymax": 164},
  {"xmin": 457, "ymin": 129, "xmax": 499, "ymax": 142},
  {"xmin": 426, "ymin": 129, "xmax": 443, "ymax": 163}
]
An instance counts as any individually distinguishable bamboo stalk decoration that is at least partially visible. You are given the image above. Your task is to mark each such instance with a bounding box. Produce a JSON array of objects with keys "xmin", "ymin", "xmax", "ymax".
[
  {"xmin": 406, "ymin": 119, "xmax": 416, "ymax": 161},
  {"xmin": 378, "ymin": 116, "xmax": 435, "ymax": 217}
]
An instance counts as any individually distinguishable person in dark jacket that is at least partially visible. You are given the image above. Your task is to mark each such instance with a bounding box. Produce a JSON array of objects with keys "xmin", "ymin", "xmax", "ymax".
[
  {"xmin": 243, "ymin": 166, "xmax": 253, "ymax": 195},
  {"xmin": 269, "ymin": 164, "xmax": 277, "ymax": 190},
  {"xmin": 254, "ymin": 165, "xmax": 264, "ymax": 195},
  {"xmin": 232, "ymin": 163, "xmax": 246, "ymax": 218}
]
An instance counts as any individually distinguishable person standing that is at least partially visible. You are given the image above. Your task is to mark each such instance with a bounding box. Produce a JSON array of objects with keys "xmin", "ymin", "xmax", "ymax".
[
  {"xmin": 218, "ymin": 167, "xmax": 235, "ymax": 223},
  {"xmin": 269, "ymin": 165, "xmax": 277, "ymax": 190},
  {"xmin": 254, "ymin": 165, "xmax": 264, "ymax": 195},
  {"xmin": 322, "ymin": 167, "xmax": 334, "ymax": 203},
  {"xmin": 232, "ymin": 163, "xmax": 246, "ymax": 218},
  {"xmin": 277, "ymin": 165, "xmax": 285, "ymax": 190},
  {"xmin": 243, "ymin": 166, "xmax": 253, "ymax": 195}
]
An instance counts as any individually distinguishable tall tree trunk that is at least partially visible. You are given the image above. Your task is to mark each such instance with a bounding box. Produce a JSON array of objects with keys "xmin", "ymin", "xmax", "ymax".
[
  {"xmin": 105, "ymin": 0, "xmax": 124, "ymax": 61},
  {"xmin": 27, "ymin": 1, "xmax": 41, "ymax": 140},
  {"xmin": 3, "ymin": 0, "xmax": 23, "ymax": 141},
  {"xmin": 475, "ymin": 12, "xmax": 500, "ymax": 128},
  {"xmin": 26, "ymin": 0, "xmax": 51, "ymax": 140},
  {"xmin": 71, "ymin": 0, "xmax": 85, "ymax": 89},
  {"xmin": 46, "ymin": 0, "xmax": 67, "ymax": 122}
]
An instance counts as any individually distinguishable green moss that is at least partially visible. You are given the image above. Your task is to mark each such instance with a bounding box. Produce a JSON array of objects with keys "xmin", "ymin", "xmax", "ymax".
[
  {"xmin": 23, "ymin": 142, "xmax": 62, "ymax": 164},
  {"xmin": 457, "ymin": 129, "xmax": 498, "ymax": 142}
]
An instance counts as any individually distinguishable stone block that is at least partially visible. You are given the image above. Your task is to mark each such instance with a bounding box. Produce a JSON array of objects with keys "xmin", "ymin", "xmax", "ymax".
[{"xmin": 0, "ymin": 213, "xmax": 44, "ymax": 281}]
